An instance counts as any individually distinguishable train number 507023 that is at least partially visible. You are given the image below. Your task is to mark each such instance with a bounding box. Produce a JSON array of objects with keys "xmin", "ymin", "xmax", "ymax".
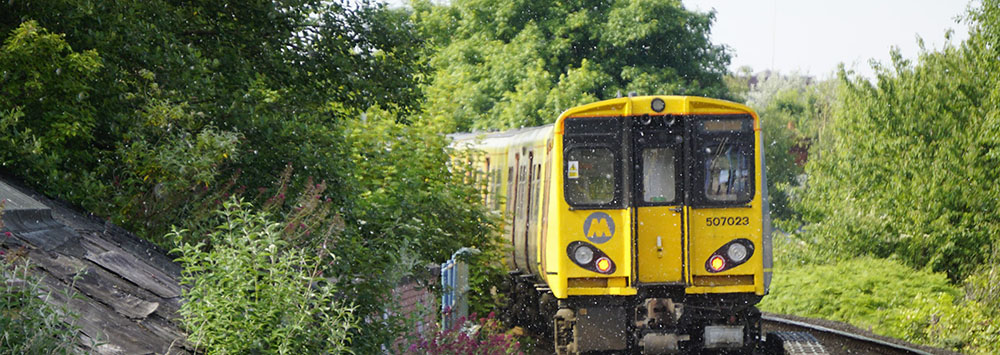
[{"xmin": 706, "ymin": 216, "xmax": 750, "ymax": 226}]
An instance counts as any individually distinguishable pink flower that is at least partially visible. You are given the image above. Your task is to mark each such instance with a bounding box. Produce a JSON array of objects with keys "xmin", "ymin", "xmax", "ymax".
[{"xmin": 3, "ymin": 231, "xmax": 10, "ymax": 238}]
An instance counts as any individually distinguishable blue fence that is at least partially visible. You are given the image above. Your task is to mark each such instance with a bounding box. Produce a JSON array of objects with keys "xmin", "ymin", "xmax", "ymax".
[{"xmin": 440, "ymin": 247, "xmax": 479, "ymax": 329}]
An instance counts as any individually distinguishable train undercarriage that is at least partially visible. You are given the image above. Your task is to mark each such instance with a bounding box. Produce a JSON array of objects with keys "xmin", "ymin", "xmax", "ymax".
[{"xmin": 505, "ymin": 275, "xmax": 764, "ymax": 354}]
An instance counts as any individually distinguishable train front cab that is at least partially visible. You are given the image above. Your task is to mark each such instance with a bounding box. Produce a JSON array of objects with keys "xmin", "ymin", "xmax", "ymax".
[{"xmin": 544, "ymin": 96, "xmax": 772, "ymax": 354}]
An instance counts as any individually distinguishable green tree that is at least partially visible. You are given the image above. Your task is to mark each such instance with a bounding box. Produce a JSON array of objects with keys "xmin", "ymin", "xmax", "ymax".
[
  {"xmin": 0, "ymin": 21, "xmax": 102, "ymax": 194},
  {"xmin": 0, "ymin": 0, "xmax": 428, "ymax": 234},
  {"xmin": 748, "ymin": 73, "xmax": 836, "ymax": 223},
  {"xmin": 796, "ymin": 0, "xmax": 1000, "ymax": 281},
  {"xmin": 414, "ymin": 0, "xmax": 732, "ymax": 132}
]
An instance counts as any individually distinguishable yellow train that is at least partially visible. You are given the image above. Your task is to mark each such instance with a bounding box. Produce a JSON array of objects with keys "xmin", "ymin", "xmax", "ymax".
[{"xmin": 451, "ymin": 95, "xmax": 772, "ymax": 354}]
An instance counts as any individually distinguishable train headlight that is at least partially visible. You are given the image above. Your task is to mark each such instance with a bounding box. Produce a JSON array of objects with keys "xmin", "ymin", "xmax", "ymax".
[
  {"xmin": 651, "ymin": 98, "xmax": 666, "ymax": 112},
  {"xmin": 727, "ymin": 243, "xmax": 748, "ymax": 262},
  {"xmin": 573, "ymin": 245, "xmax": 594, "ymax": 265}
]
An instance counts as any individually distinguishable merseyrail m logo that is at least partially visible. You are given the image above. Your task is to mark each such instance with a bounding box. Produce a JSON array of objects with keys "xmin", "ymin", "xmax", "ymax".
[{"xmin": 583, "ymin": 212, "xmax": 615, "ymax": 244}]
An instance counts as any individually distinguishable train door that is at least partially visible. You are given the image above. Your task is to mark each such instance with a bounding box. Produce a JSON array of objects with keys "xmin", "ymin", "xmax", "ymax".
[
  {"xmin": 522, "ymin": 151, "xmax": 535, "ymax": 275},
  {"xmin": 508, "ymin": 155, "xmax": 520, "ymax": 270},
  {"xmin": 632, "ymin": 116, "xmax": 686, "ymax": 284}
]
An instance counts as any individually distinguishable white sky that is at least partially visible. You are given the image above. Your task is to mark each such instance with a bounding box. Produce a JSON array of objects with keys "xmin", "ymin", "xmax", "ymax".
[
  {"xmin": 384, "ymin": 0, "xmax": 975, "ymax": 78},
  {"xmin": 682, "ymin": 0, "xmax": 974, "ymax": 78}
]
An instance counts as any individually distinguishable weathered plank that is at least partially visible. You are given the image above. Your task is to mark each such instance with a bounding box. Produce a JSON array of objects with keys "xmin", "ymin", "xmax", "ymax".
[
  {"xmin": 138, "ymin": 315, "xmax": 193, "ymax": 353},
  {"xmin": 27, "ymin": 251, "xmax": 160, "ymax": 318},
  {"xmin": 80, "ymin": 235, "xmax": 183, "ymax": 317},
  {"xmin": 38, "ymin": 276, "xmax": 185, "ymax": 355},
  {"xmin": 1, "ymin": 180, "xmax": 81, "ymax": 253},
  {"xmin": 85, "ymin": 249, "xmax": 182, "ymax": 299}
]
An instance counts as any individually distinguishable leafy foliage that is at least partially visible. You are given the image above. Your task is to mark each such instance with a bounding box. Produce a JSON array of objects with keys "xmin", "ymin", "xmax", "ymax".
[
  {"xmin": 749, "ymin": 75, "xmax": 836, "ymax": 223},
  {"xmin": 171, "ymin": 199, "xmax": 355, "ymax": 354},
  {"xmin": 329, "ymin": 109, "xmax": 503, "ymax": 352},
  {"xmin": 795, "ymin": 0, "xmax": 1000, "ymax": 281},
  {"xmin": 761, "ymin": 257, "xmax": 999, "ymax": 354},
  {"xmin": 762, "ymin": 257, "xmax": 958, "ymax": 326},
  {"xmin": 0, "ymin": 0, "xmax": 426, "ymax": 241},
  {"xmin": 0, "ymin": 21, "xmax": 102, "ymax": 199},
  {"xmin": 413, "ymin": 0, "xmax": 732, "ymax": 131},
  {"xmin": 962, "ymin": 248, "xmax": 1000, "ymax": 318}
]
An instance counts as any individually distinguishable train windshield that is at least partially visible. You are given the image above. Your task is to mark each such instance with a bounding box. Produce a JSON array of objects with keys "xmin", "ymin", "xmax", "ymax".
[
  {"xmin": 702, "ymin": 139, "xmax": 752, "ymax": 201},
  {"xmin": 561, "ymin": 115, "xmax": 753, "ymax": 208},
  {"xmin": 693, "ymin": 117, "xmax": 755, "ymax": 205},
  {"xmin": 565, "ymin": 147, "xmax": 616, "ymax": 205}
]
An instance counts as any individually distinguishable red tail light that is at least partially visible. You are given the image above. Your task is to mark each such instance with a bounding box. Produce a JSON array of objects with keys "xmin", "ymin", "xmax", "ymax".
[
  {"xmin": 596, "ymin": 257, "xmax": 613, "ymax": 273},
  {"xmin": 709, "ymin": 255, "xmax": 726, "ymax": 272}
]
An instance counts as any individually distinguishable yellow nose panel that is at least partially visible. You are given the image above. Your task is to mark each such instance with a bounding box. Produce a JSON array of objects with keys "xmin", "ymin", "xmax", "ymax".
[{"xmin": 635, "ymin": 206, "xmax": 684, "ymax": 283}]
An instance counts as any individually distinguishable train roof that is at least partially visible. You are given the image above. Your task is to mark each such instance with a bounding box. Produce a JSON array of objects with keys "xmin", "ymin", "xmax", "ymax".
[
  {"xmin": 447, "ymin": 96, "xmax": 758, "ymax": 147},
  {"xmin": 448, "ymin": 124, "xmax": 554, "ymax": 151},
  {"xmin": 556, "ymin": 95, "xmax": 758, "ymax": 133}
]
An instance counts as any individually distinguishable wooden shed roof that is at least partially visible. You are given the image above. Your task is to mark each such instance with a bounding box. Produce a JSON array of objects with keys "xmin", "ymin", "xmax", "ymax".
[{"xmin": 0, "ymin": 175, "xmax": 190, "ymax": 354}]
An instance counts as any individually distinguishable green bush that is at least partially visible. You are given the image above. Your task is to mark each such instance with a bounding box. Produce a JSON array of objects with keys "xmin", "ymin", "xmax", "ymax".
[
  {"xmin": 963, "ymin": 248, "xmax": 1000, "ymax": 316},
  {"xmin": 761, "ymin": 256, "xmax": 1000, "ymax": 354},
  {"xmin": 170, "ymin": 198, "xmax": 355, "ymax": 354},
  {"xmin": 0, "ymin": 20, "xmax": 102, "ymax": 200},
  {"xmin": 327, "ymin": 108, "xmax": 505, "ymax": 352},
  {"xmin": 882, "ymin": 293, "xmax": 998, "ymax": 354}
]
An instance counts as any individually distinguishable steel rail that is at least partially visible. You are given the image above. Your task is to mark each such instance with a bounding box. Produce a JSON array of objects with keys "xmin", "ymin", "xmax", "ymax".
[{"xmin": 762, "ymin": 315, "xmax": 933, "ymax": 355}]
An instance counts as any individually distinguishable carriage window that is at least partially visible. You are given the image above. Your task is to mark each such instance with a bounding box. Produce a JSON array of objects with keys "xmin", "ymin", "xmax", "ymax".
[
  {"xmin": 642, "ymin": 148, "xmax": 676, "ymax": 203},
  {"xmin": 565, "ymin": 148, "xmax": 616, "ymax": 206},
  {"xmin": 702, "ymin": 138, "xmax": 752, "ymax": 202}
]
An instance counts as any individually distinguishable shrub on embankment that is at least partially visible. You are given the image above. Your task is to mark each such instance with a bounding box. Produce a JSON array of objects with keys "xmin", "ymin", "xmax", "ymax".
[{"xmin": 760, "ymin": 255, "xmax": 1000, "ymax": 354}]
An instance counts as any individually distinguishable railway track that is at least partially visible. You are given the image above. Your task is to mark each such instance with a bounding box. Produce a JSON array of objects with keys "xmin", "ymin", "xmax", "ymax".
[
  {"xmin": 525, "ymin": 313, "xmax": 958, "ymax": 354},
  {"xmin": 761, "ymin": 314, "xmax": 958, "ymax": 355}
]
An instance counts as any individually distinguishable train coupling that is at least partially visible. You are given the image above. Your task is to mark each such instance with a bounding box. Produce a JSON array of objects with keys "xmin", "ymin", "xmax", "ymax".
[
  {"xmin": 635, "ymin": 297, "xmax": 747, "ymax": 352},
  {"xmin": 636, "ymin": 298, "xmax": 689, "ymax": 354}
]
